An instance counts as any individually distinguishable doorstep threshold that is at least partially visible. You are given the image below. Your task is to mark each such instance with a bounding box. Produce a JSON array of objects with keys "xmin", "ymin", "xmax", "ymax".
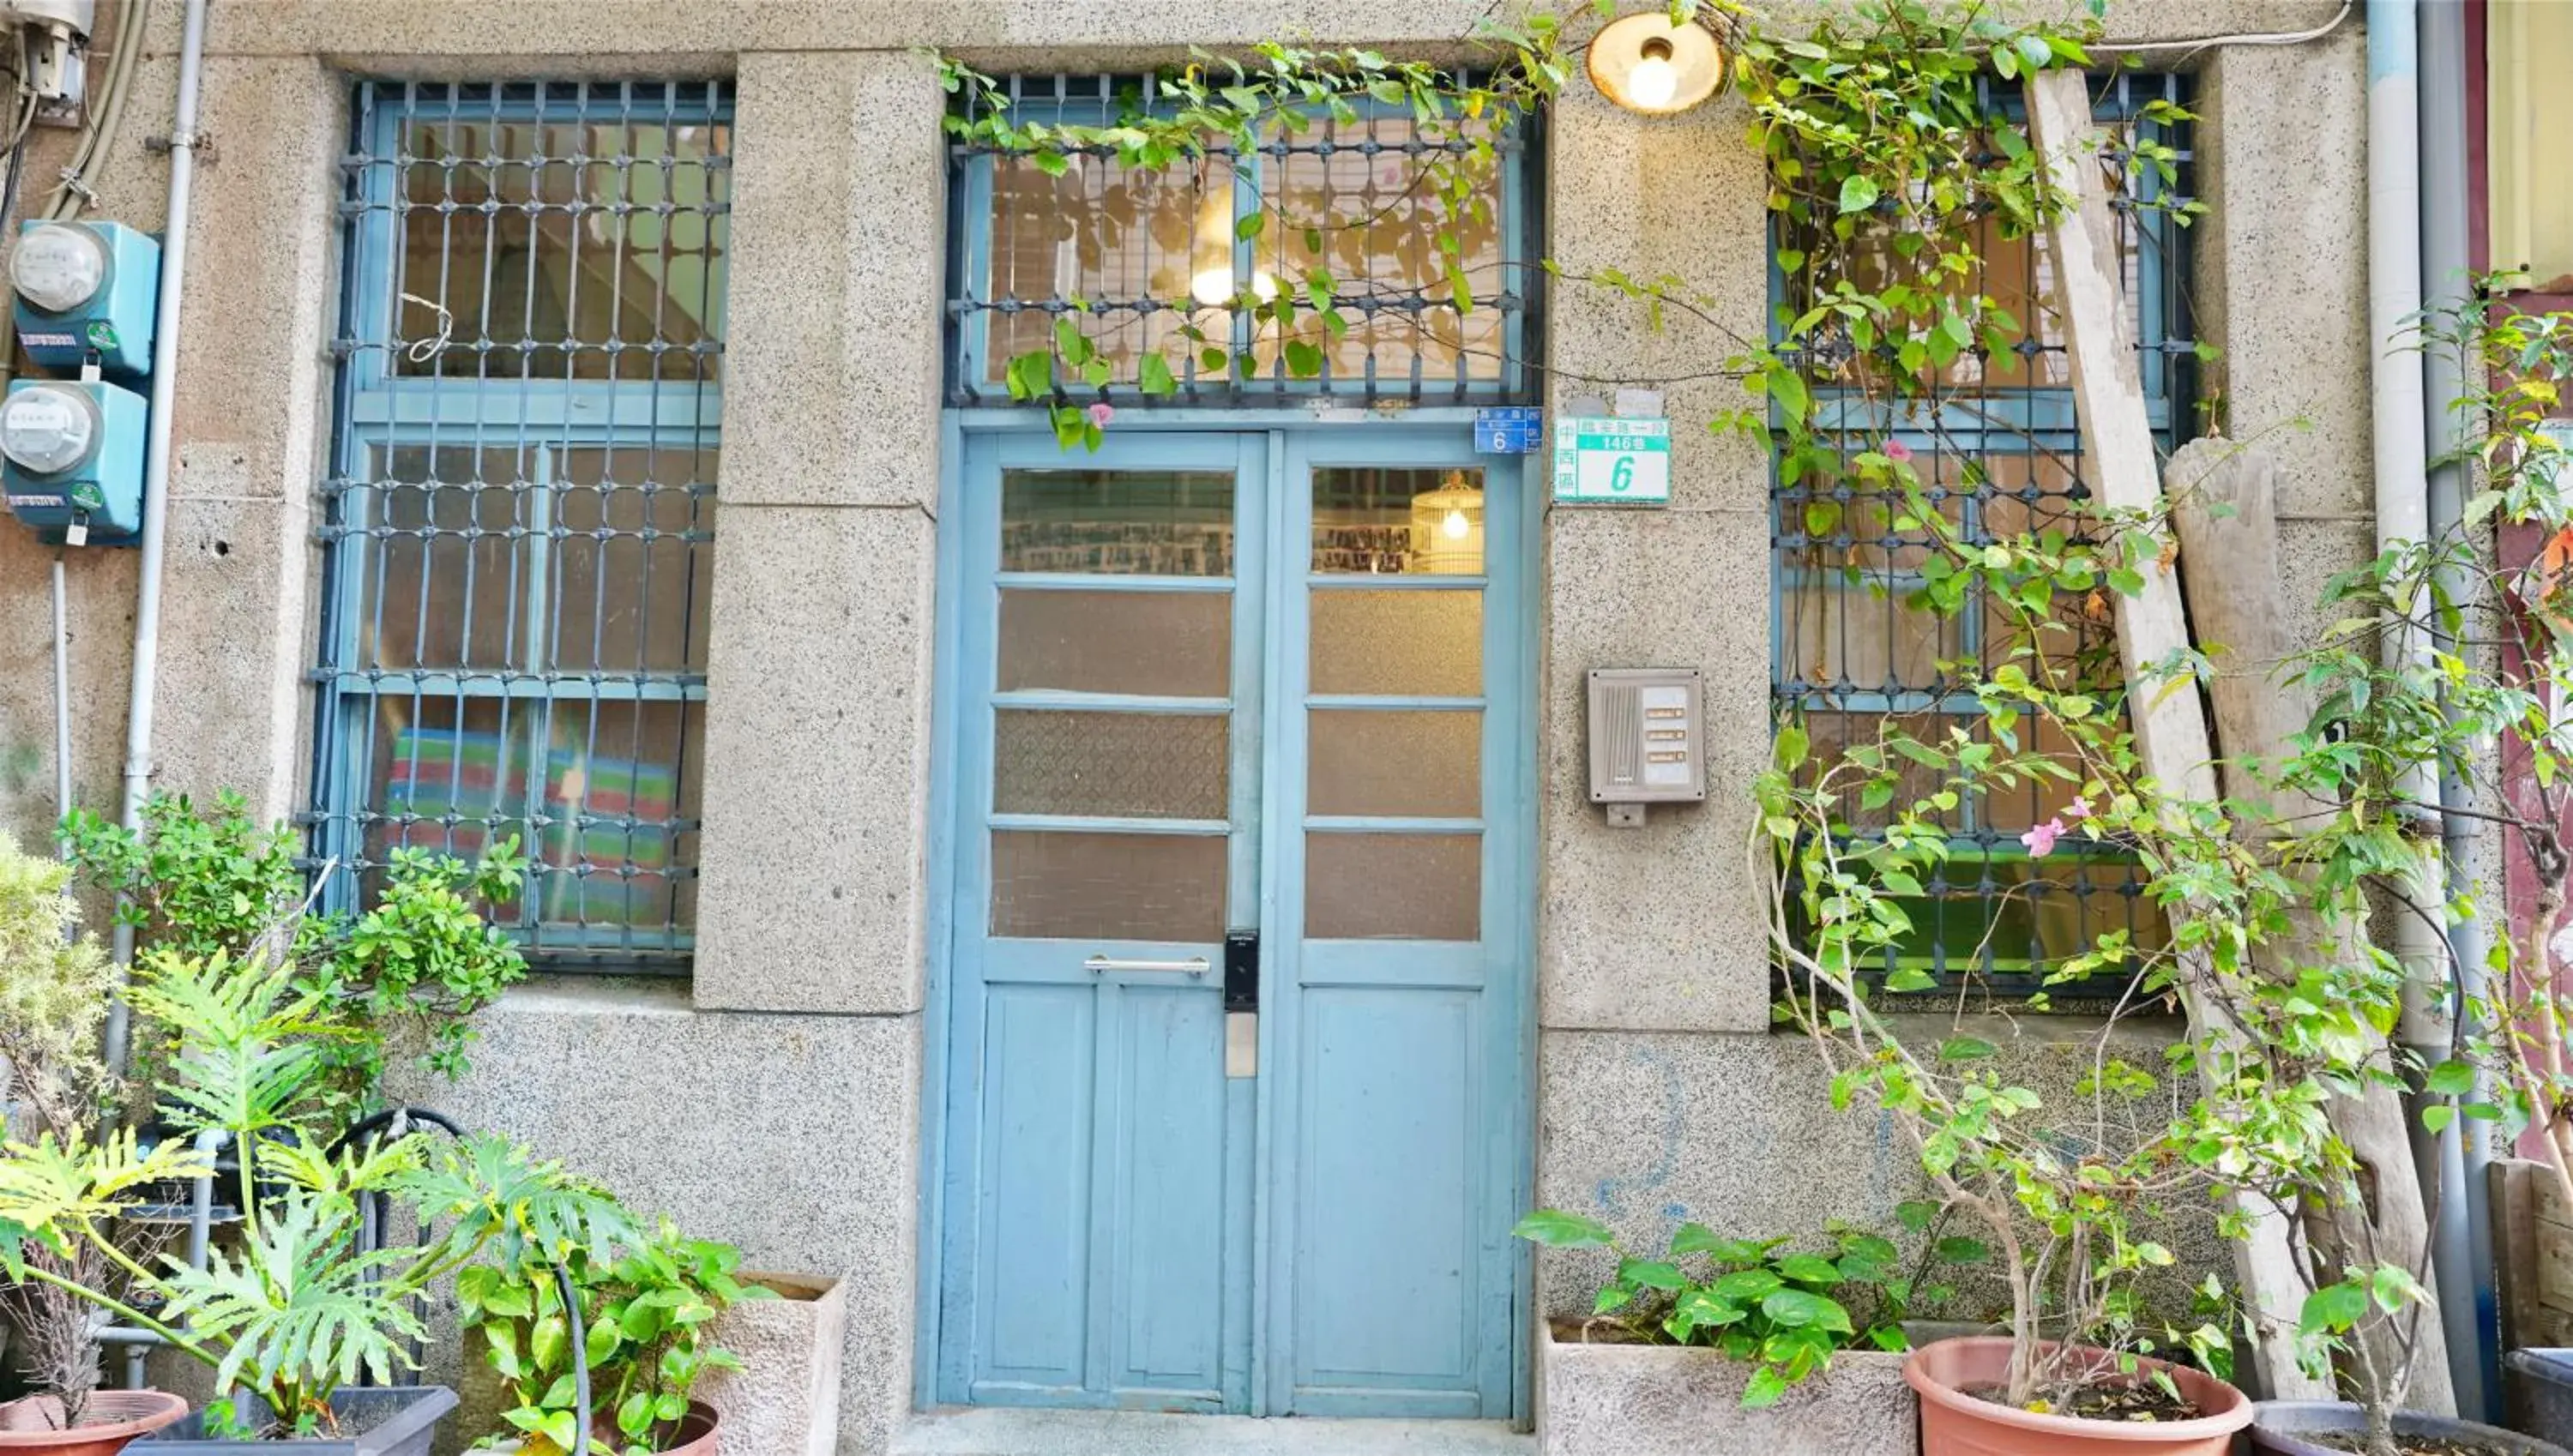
[{"xmin": 891, "ymin": 1408, "xmax": 1535, "ymax": 1456}]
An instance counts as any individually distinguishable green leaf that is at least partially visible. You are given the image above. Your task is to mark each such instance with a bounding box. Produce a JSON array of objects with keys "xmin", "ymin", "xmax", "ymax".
[
  {"xmin": 1234, "ymin": 212, "xmax": 1267, "ymax": 242},
  {"xmin": 1669, "ymin": 1222, "xmax": 1726, "ymax": 1257},
  {"xmin": 1741, "ymin": 1365, "xmax": 1791, "ymax": 1409},
  {"xmin": 1512, "ymin": 1210, "xmax": 1615, "ymax": 1248},
  {"xmin": 1761, "ymin": 1289, "xmax": 1854, "ymax": 1333},
  {"xmin": 2425, "ymin": 1060, "xmax": 2476, "ymax": 1097},
  {"xmin": 1937, "ymin": 1037, "xmax": 1998, "ymax": 1063},
  {"xmin": 1594, "ymin": 1285, "xmax": 1634, "ymax": 1315},
  {"xmin": 2300, "ymin": 1280, "xmax": 2369, "ymax": 1336},
  {"xmin": 1775, "ymin": 726, "xmax": 1810, "ymax": 773},
  {"xmin": 1777, "ymin": 1253, "xmax": 1842, "ymax": 1285},
  {"xmin": 1837, "ymin": 175, "xmax": 1882, "ymax": 214},
  {"xmin": 1283, "ymin": 340, "xmax": 1326, "ymax": 378},
  {"xmin": 1935, "ymin": 1236, "xmax": 1990, "ymax": 1266},
  {"xmin": 1137, "ymin": 352, "xmax": 1178, "ymax": 397},
  {"xmin": 1712, "ymin": 1268, "xmax": 1784, "ymax": 1303},
  {"xmin": 1620, "ymin": 1257, "xmax": 1687, "ymax": 1292}
]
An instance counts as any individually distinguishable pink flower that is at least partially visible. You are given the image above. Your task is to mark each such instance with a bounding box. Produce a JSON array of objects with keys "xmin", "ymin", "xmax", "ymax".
[
  {"xmin": 2065, "ymin": 796, "xmax": 2094, "ymax": 821},
  {"xmin": 1885, "ymin": 439, "xmax": 1914, "ymax": 462},
  {"xmin": 1086, "ymin": 401, "xmax": 1116, "ymax": 428},
  {"xmin": 2020, "ymin": 816, "xmax": 2066, "ymax": 857}
]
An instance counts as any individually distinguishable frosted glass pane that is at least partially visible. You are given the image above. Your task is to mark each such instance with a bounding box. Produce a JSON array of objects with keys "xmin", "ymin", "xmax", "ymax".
[
  {"xmin": 997, "ymin": 589, "xmax": 1230, "ymax": 698},
  {"xmin": 1002, "ymin": 470, "xmax": 1234, "ymax": 575},
  {"xmin": 991, "ymin": 831, "xmax": 1226, "ymax": 941},
  {"xmin": 1305, "ymin": 833, "xmax": 1479, "ymax": 941},
  {"xmin": 1311, "ymin": 467, "xmax": 1484, "ymax": 575},
  {"xmin": 995, "ymin": 711, "xmax": 1227, "ymax": 820},
  {"xmin": 1309, "ymin": 590, "xmax": 1480, "ymax": 697},
  {"xmin": 1306, "ymin": 710, "xmax": 1479, "ymax": 818}
]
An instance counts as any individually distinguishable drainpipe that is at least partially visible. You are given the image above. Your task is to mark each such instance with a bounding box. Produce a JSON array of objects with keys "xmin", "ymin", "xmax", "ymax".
[
  {"xmin": 2372, "ymin": 0, "xmax": 2488, "ymax": 1419},
  {"xmin": 99, "ymin": 0, "xmax": 209, "ymax": 1077},
  {"xmin": 2418, "ymin": 0, "xmax": 2500, "ymax": 1420}
]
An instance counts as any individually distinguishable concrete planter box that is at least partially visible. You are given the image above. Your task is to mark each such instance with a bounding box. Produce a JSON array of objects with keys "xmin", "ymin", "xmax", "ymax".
[
  {"xmin": 696, "ymin": 1272, "xmax": 845, "ymax": 1456},
  {"xmin": 1540, "ymin": 1321, "xmax": 1916, "ymax": 1456}
]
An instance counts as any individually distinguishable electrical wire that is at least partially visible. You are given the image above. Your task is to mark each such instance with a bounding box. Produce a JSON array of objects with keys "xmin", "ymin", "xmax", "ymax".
[
  {"xmin": 45, "ymin": 0, "xmax": 152, "ymax": 220},
  {"xmin": 2087, "ymin": 0, "xmax": 2354, "ymax": 61}
]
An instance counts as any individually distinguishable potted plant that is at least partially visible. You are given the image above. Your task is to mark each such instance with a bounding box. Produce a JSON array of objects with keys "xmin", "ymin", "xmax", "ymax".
[
  {"xmin": 61, "ymin": 790, "xmax": 530, "ymax": 1116},
  {"xmin": 0, "ymin": 946, "xmax": 623, "ymax": 1456},
  {"xmin": 458, "ymin": 1209, "xmax": 766, "ymax": 1456},
  {"xmin": 0, "ymin": 831, "xmax": 188, "ymax": 1456},
  {"xmin": 1511, "ymin": 1214, "xmax": 1940, "ymax": 1456},
  {"xmin": 2209, "ymin": 292, "xmax": 2573, "ymax": 1456}
]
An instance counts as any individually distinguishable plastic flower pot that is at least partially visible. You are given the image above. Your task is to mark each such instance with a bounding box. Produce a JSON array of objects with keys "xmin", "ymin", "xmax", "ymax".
[
  {"xmin": 0, "ymin": 1391, "xmax": 189, "ymax": 1456},
  {"xmin": 2506, "ymin": 1349, "xmax": 2573, "ymax": 1451},
  {"xmin": 1904, "ymin": 1337, "xmax": 2253, "ymax": 1456},
  {"xmin": 2251, "ymin": 1399, "xmax": 2573, "ymax": 1456},
  {"xmin": 135, "ymin": 1387, "xmax": 455, "ymax": 1456}
]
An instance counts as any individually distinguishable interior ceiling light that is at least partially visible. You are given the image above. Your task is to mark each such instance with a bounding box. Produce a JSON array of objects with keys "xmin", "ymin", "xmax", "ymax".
[{"xmin": 1588, "ymin": 12, "xmax": 1729, "ymax": 116}]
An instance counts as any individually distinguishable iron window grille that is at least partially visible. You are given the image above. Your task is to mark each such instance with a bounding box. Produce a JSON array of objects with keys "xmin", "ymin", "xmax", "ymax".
[
  {"xmin": 944, "ymin": 72, "xmax": 1541, "ymax": 409},
  {"xmin": 1770, "ymin": 72, "xmax": 2196, "ymax": 996},
  {"xmin": 307, "ymin": 80, "xmax": 732, "ymax": 974}
]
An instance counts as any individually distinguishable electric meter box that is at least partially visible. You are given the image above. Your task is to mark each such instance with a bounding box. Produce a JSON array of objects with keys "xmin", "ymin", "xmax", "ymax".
[
  {"xmin": 1, "ymin": 377, "xmax": 144, "ymax": 544},
  {"xmin": 11, "ymin": 220, "xmax": 158, "ymax": 374},
  {"xmin": 1587, "ymin": 667, "xmax": 1706, "ymax": 827}
]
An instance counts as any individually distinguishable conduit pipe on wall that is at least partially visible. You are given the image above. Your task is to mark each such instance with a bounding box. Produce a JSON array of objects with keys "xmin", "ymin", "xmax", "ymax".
[
  {"xmin": 99, "ymin": 0, "xmax": 208, "ymax": 1076},
  {"xmin": 2372, "ymin": 0, "xmax": 2490, "ymax": 1419},
  {"xmin": 2416, "ymin": 0, "xmax": 2498, "ymax": 1419}
]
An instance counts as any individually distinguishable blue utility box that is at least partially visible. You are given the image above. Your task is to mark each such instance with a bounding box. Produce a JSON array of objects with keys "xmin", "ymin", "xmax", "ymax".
[
  {"xmin": 0, "ymin": 378, "xmax": 147, "ymax": 544},
  {"xmin": 11, "ymin": 220, "xmax": 159, "ymax": 375}
]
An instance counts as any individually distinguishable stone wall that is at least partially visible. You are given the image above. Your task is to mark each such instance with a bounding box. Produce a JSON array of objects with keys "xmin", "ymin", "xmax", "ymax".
[{"xmin": 0, "ymin": 3, "xmax": 2376, "ymax": 1452}]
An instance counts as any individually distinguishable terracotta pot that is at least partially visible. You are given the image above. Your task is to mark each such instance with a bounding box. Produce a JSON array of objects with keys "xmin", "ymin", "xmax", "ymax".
[
  {"xmin": 1904, "ymin": 1336, "xmax": 2254, "ymax": 1456},
  {"xmin": 0, "ymin": 1391, "xmax": 188, "ymax": 1456},
  {"xmin": 612, "ymin": 1401, "xmax": 719, "ymax": 1456}
]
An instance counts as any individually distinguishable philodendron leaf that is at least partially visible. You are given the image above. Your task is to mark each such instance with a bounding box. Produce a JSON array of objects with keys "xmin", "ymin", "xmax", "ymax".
[
  {"xmin": 1618, "ymin": 1258, "xmax": 1687, "ymax": 1292},
  {"xmin": 1742, "ymin": 1366, "xmax": 1791, "ymax": 1409},
  {"xmin": 1712, "ymin": 1268, "xmax": 1784, "ymax": 1303},
  {"xmin": 1511, "ymin": 1210, "xmax": 1615, "ymax": 1248},
  {"xmin": 1776, "ymin": 1254, "xmax": 1842, "ymax": 1285},
  {"xmin": 1760, "ymin": 1289, "xmax": 1854, "ymax": 1333}
]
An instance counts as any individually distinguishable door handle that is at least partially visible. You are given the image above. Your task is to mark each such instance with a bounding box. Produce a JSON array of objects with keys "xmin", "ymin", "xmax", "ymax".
[{"xmin": 1084, "ymin": 954, "xmax": 1210, "ymax": 976}]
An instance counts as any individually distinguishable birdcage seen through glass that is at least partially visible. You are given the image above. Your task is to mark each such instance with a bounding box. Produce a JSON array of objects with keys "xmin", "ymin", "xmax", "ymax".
[
  {"xmin": 1769, "ymin": 72, "xmax": 2195, "ymax": 992},
  {"xmin": 310, "ymin": 81, "xmax": 731, "ymax": 972},
  {"xmin": 949, "ymin": 73, "xmax": 1536, "ymax": 406}
]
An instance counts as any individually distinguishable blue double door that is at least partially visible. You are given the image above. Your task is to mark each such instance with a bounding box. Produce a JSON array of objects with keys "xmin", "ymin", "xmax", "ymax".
[{"xmin": 933, "ymin": 424, "xmax": 1530, "ymax": 1419}]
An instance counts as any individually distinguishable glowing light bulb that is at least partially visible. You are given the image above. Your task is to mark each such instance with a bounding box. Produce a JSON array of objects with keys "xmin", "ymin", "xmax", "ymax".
[
  {"xmin": 1626, "ymin": 39, "xmax": 1680, "ymax": 110},
  {"xmin": 1190, "ymin": 267, "xmax": 1236, "ymax": 307},
  {"xmin": 1442, "ymin": 508, "xmax": 1471, "ymax": 540}
]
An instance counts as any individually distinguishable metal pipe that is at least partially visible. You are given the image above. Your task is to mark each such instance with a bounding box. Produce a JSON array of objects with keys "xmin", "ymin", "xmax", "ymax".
[
  {"xmin": 51, "ymin": 552, "xmax": 69, "ymax": 827},
  {"xmin": 101, "ymin": 0, "xmax": 209, "ymax": 1075},
  {"xmin": 2417, "ymin": 0, "xmax": 2497, "ymax": 1419},
  {"xmin": 2374, "ymin": 0, "xmax": 2485, "ymax": 1417}
]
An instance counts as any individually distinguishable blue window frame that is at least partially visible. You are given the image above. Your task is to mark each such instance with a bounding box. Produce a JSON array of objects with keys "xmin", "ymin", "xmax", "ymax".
[
  {"xmin": 943, "ymin": 73, "xmax": 1540, "ymax": 408},
  {"xmin": 306, "ymin": 80, "xmax": 732, "ymax": 973},
  {"xmin": 1769, "ymin": 72, "xmax": 2195, "ymax": 989}
]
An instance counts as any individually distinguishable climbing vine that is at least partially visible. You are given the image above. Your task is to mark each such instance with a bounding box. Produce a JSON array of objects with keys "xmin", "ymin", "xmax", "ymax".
[{"xmin": 939, "ymin": 3, "xmax": 2526, "ymax": 1444}]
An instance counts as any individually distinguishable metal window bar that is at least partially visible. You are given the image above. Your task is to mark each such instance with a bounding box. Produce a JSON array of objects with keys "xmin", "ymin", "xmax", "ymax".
[
  {"xmin": 944, "ymin": 71, "xmax": 1541, "ymax": 408},
  {"xmin": 1769, "ymin": 72, "xmax": 2195, "ymax": 997},
  {"xmin": 307, "ymin": 80, "xmax": 732, "ymax": 974}
]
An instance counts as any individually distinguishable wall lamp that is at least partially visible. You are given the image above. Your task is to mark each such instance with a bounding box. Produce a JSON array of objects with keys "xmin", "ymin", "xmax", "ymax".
[{"xmin": 1588, "ymin": 11, "xmax": 1729, "ymax": 115}]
